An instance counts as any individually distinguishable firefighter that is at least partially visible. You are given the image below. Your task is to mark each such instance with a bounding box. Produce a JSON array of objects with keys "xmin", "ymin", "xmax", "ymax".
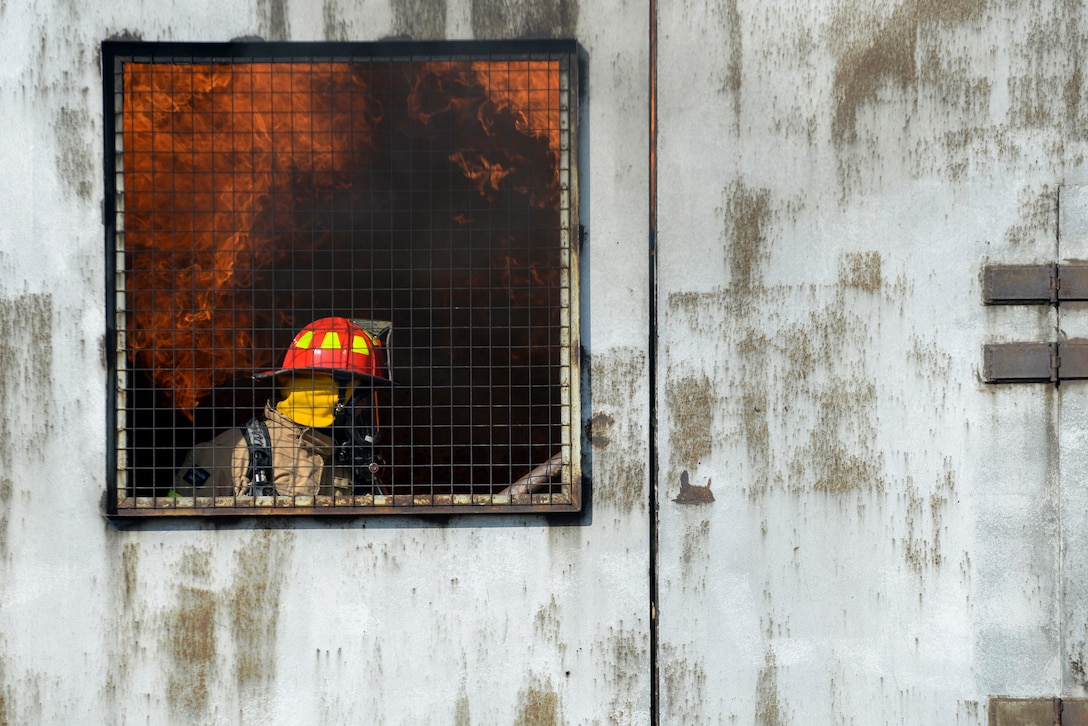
[{"xmin": 174, "ymin": 317, "xmax": 392, "ymax": 499}]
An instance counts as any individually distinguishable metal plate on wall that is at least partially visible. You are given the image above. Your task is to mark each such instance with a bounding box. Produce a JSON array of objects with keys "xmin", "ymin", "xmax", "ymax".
[
  {"xmin": 984, "ymin": 264, "xmax": 1088, "ymax": 304},
  {"xmin": 984, "ymin": 340, "xmax": 1088, "ymax": 383}
]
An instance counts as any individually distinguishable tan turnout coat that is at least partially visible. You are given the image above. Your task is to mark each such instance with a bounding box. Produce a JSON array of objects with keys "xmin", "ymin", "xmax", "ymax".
[{"xmin": 174, "ymin": 403, "xmax": 352, "ymax": 497}]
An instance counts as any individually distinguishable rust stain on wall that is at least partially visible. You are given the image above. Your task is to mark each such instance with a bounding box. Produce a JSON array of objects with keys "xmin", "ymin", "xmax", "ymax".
[
  {"xmin": 902, "ymin": 465, "xmax": 954, "ymax": 573},
  {"xmin": 1071, "ymin": 640, "xmax": 1087, "ymax": 689},
  {"xmin": 228, "ymin": 530, "xmax": 294, "ymax": 688},
  {"xmin": 756, "ymin": 649, "xmax": 787, "ymax": 726},
  {"xmin": 589, "ymin": 350, "xmax": 647, "ymax": 514},
  {"xmin": 321, "ymin": 0, "xmax": 349, "ymax": 41},
  {"xmin": 0, "ymin": 474, "xmax": 8, "ymax": 563},
  {"xmin": 602, "ymin": 627, "xmax": 644, "ymax": 721},
  {"xmin": 393, "ymin": 0, "xmax": 447, "ymax": 40},
  {"xmin": 667, "ymin": 228, "xmax": 889, "ymax": 496},
  {"xmin": 515, "ymin": 676, "xmax": 561, "ymax": 726},
  {"xmin": 454, "ymin": 692, "xmax": 472, "ymax": 726},
  {"xmin": 831, "ymin": 0, "xmax": 986, "ymax": 144},
  {"xmin": 257, "ymin": 0, "xmax": 290, "ymax": 41},
  {"xmin": 164, "ymin": 585, "xmax": 218, "ymax": 715},
  {"xmin": 724, "ymin": 181, "xmax": 771, "ymax": 297},
  {"xmin": 712, "ymin": 0, "xmax": 743, "ymax": 133},
  {"xmin": 1007, "ymin": 2, "xmax": 1087, "ymax": 135},
  {"xmin": 0, "ymin": 294, "xmax": 53, "ymax": 563},
  {"xmin": 0, "ymin": 660, "xmax": 10, "ymax": 726},
  {"xmin": 1004, "ymin": 185, "xmax": 1055, "ymax": 248},
  {"xmin": 471, "ymin": 0, "xmax": 578, "ymax": 39},
  {"xmin": 838, "ymin": 251, "xmax": 882, "ymax": 291},
  {"xmin": 533, "ymin": 595, "xmax": 561, "ymax": 643},
  {"xmin": 792, "ymin": 380, "xmax": 883, "ymax": 494},
  {"xmin": 121, "ymin": 542, "xmax": 139, "ymax": 606},
  {"xmin": 53, "ymin": 105, "xmax": 93, "ymax": 200},
  {"xmin": 666, "ymin": 374, "xmax": 718, "ymax": 472},
  {"xmin": 680, "ymin": 517, "xmax": 711, "ymax": 568},
  {"xmin": 661, "ymin": 643, "xmax": 707, "ymax": 720}
]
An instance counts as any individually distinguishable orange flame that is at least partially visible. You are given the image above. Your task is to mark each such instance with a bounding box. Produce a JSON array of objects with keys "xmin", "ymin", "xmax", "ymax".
[
  {"xmin": 123, "ymin": 62, "xmax": 377, "ymax": 413},
  {"xmin": 123, "ymin": 58, "xmax": 560, "ymax": 414}
]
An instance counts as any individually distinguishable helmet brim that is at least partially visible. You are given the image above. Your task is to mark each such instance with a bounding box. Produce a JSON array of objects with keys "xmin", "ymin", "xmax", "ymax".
[{"xmin": 253, "ymin": 367, "xmax": 394, "ymax": 386}]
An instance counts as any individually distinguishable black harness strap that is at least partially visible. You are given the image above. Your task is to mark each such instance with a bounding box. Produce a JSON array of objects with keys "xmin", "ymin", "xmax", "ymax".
[{"xmin": 242, "ymin": 417, "xmax": 274, "ymax": 496}]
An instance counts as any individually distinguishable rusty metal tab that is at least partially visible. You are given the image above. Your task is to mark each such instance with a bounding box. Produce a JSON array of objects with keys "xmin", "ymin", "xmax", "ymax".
[
  {"xmin": 983, "ymin": 264, "xmax": 1056, "ymax": 304},
  {"xmin": 984, "ymin": 342, "xmax": 1056, "ymax": 382},
  {"xmin": 1057, "ymin": 340, "xmax": 1088, "ymax": 379},
  {"xmin": 987, "ymin": 697, "xmax": 1061, "ymax": 726},
  {"xmin": 1064, "ymin": 699, "xmax": 1088, "ymax": 726},
  {"xmin": 984, "ymin": 340, "xmax": 1088, "ymax": 383},
  {"xmin": 983, "ymin": 263, "xmax": 1088, "ymax": 304},
  {"xmin": 1058, "ymin": 265, "xmax": 1088, "ymax": 301}
]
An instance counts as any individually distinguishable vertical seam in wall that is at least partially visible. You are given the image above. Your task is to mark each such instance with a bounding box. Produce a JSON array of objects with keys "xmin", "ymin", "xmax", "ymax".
[
  {"xmin": 648, "ymin": 0, "xmax": 660, "ymax": 721},
  {"xmin": 1056, "ymin": 189, "xmax": 1064, "ymax": 696}
]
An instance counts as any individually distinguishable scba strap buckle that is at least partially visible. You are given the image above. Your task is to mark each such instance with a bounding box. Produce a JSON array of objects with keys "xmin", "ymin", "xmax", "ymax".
[{"xmin": 242, "ymin": 418, "xmax": 274, "ymax": 496}]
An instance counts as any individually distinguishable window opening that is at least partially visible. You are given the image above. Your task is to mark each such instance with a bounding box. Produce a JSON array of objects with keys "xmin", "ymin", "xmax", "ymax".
[{"xmin": 104, "ymin": 41, "xmax": 581, "ymax": 516}]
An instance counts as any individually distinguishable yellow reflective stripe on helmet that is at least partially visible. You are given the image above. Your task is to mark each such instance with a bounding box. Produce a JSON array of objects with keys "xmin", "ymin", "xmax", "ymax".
[
  {"xmin": 352, "ymin": 334, "xmax": 370, "ymax": 355},
  {"xmin": 295, "ymin": 330, "xmax": 314, "ymax": 349},
  {"xmin": 321, "ymin": 331, "xmax": 342, "ymax": 349}
]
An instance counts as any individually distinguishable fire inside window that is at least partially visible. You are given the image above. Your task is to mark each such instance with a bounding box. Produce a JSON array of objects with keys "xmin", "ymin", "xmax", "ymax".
[{"xmin": 103, "ymin": 41, "xmax": 581, "ymax": 516}]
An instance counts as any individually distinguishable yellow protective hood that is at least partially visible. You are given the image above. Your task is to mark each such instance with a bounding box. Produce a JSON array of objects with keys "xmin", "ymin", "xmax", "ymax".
[{"xmin": 276, "ymin": 374, "xmax": 355, "ymax": 428}]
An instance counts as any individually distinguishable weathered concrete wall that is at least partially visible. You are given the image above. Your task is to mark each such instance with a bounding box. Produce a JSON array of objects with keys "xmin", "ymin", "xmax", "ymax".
[
  {"xmin": 4, "ymin": 0, "xmax": 1086, "ymax": 722},
  {"xmin": 656, "ymin": 0, "xmax": 1085, "ymax": 722},
  {"xmin": 0, "ymin": 1, "xmax": 651, "ymax": 724}
]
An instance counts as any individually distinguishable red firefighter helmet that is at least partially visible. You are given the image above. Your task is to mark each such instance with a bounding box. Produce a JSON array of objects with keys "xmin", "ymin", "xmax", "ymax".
[{"xmin": 256, "ymin": 317, "xmax": 392, "ymax": 385}]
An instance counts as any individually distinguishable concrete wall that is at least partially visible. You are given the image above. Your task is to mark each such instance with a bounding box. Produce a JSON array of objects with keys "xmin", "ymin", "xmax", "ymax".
[
  {"xmin": 655, "ymin": 0, "xmax": 1088, "ymax": 723},
  {"xmin": 2, "ymin": 0, "xmax": 1087, "ymax": 723},
  {"xmin": 0, "ymin": 1, "xmax": 651, "ymax": 724}
]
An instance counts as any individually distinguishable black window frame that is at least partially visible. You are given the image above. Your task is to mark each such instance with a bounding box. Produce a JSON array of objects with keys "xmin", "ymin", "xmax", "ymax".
[{"xmin": 102, "ymin": 39, "xmax": 583, "ymax": 517}]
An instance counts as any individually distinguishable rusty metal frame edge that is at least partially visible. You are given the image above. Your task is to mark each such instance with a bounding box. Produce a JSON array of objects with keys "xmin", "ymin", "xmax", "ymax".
[{"xmin": 109, "ymin": 499, "xmax": 582, "ymax": 518}]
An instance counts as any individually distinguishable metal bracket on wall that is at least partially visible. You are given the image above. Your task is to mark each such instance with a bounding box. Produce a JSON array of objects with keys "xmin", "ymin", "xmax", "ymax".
[
  {"xmin": 984, "ymin": 340, "xmax": 1088, "ymax": 384},
  {"xmin": 988, "ymin": 696, "xmax": 1088, "ymax": 725},
  {"xmin": 983, "ymin": 263, "xmax": 1088, "ymax": 305}
]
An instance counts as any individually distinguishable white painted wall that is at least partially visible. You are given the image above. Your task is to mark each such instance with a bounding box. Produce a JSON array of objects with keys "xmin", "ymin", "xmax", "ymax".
[
  {"xmin": 656, "ymin": 0, "xmax": 1087, "ymax": 722},
  {"xmin": 0, "ymin": 1, "xmax": 651, "ymax": 724},
  {"xmin": 3, "ymin": 0, "xmax": 1086, "ymax": 723}
]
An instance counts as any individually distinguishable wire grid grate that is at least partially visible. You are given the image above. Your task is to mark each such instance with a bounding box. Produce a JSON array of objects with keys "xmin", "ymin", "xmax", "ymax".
[{"xmin": 105, "ymin": 42, "xmax": 580, "ymax": 515}]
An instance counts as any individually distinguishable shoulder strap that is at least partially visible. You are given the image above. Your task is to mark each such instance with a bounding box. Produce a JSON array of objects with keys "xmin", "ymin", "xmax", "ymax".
[{"xmin": 242, "ymin": 417, "xmax": 274, "ymax": 496}]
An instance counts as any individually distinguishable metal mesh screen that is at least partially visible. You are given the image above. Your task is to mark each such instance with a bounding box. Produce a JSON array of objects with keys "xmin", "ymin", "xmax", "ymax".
[{"xmin": 104, "ymin": 42, "xmax": 580, "ymax": 516}]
